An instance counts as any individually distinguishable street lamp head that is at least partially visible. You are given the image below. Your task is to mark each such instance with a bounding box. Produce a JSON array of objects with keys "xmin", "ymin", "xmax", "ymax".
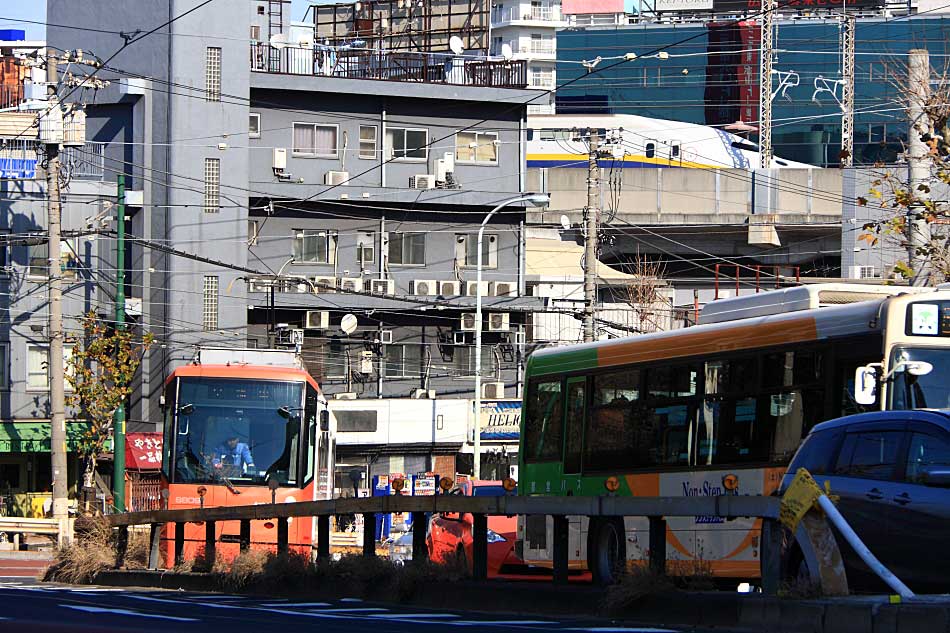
[{"xmin": 525, "ymin": 193, "xmax": 550, "ymax": 208}]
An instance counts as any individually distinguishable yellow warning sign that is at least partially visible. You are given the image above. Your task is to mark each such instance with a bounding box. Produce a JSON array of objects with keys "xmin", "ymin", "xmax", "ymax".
[{"xmin": 779, "ymin": 468, "xmax": 824, "ymax": 532}]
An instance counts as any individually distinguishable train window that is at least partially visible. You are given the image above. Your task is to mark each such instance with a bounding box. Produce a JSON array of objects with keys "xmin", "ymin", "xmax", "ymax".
[
  {"xmin": 645, "ymin": 142, "xmax": 655, "ymax": 158},
  {"xmin": 527, "ymin": 128, "xmax": 534, "ymax": 141},
  {"xmin": 671, "ymin": 145, "xmax": 680, "ymax": 158},
  {"xmin": 731, "ymin": 140, "xmax": 759, "ymax": 152}
]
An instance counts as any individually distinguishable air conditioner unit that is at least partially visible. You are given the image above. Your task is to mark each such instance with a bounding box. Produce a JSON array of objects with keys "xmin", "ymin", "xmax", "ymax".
[
  {"xmin": 313, "ymin": 276, "xmax": 337, "ymax": 293},
  {"xmin": 379, "ymin": 330, "xmax": 393, "ymax": 345},
  {"xmin": 367, "ymin": 279, "xmax": 395, "ymax": 295},
  {"xmin": 273, "ymin": 148, "xmax": 287, "ymax": 171},
  {"xmin": 411, "ymin": 279, "xmax": 438, "ymax": 296},
  {"xmin": 339, "ymin": 277, "xmax": 362, "ymax": 293},
  {"xmin": 409, "ymin": 174, "xmax": 436, "ymax": 189},
  {"xmin": 460, "ymin": 313, "xmax": 478, "ymax": 331},
  {"xmin": 325, "ymin": 170, "xmax": 350, "ymax": 186},
  {"xmin": 438, "ymin": 280, "xmax": 461, "ymax": 296},
  {"xmin": 334, "ymin": 392, "xmax": 358, "ymax": 400},
  {"xmin": 482, "ymin": 382, "xmax": 505, "ymax": 399},
  {"xmin": 491, "ymin": 281, "xmax": 517, "ymax": 297},
  {"xmin": 465, "ymin": 281, "xmax": 491, "ymax": 297},
  {"xmin": 453, "ymin": 331, "xmax": 468, "ymax": 345},
  {"xmin": 488, "ymin": 312, "xmax": 510, "ymax": 332},
  {"xmin": 305, "ymin": 310, "xmax": 330, "ymax": 330},
  {"xmin": 848, "ymin": 265, "xmax": 877, "ymax": 279}
]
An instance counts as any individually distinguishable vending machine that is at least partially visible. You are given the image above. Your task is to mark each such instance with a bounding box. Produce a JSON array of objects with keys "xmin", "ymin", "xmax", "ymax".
[{"xmin": 372, "ymin": 473, "xmax": 413, "ymax": 541}]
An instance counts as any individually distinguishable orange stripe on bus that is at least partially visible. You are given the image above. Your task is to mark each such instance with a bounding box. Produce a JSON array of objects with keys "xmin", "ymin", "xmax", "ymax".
[{"xmin": 597, "ymin": 318, "xmax": 819, "ymax": 368}]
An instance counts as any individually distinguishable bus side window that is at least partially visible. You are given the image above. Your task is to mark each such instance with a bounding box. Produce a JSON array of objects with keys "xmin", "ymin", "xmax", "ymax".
[
  {"xmin": 563, "ymin": 378, "xmax": 586, "ymax": 474},
  {"xmin": 525, "ymin": 380, "xmax": 563, "ymax": 462}
]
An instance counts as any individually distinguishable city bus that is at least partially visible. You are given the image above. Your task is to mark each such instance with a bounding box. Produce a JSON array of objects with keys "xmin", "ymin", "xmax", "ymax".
[
  {"xmin": 516, "ymin": 284, "xmax": 950, "ymax": 583},
  {"xmin": 159, "ymin": 348, "xmax": 336, "ymax": 562}
]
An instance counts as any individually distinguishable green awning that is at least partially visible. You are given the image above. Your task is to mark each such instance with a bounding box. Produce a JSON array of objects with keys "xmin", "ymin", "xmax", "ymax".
[{"xmin": 0, "ymin": 422, "xmax": 106, "ymax": 453}]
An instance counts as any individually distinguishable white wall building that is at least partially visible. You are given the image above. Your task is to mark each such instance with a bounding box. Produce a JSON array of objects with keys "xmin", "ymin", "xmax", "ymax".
[{"xmin": 490, "ymin": 1, "xmax": 565, "ymax": 113}]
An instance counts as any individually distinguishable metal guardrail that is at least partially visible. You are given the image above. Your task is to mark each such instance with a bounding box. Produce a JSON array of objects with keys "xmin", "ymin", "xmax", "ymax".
[
  {"xmin": 0, "ymin": 517, "xmax": 71, "ymax": 548},
  {"xmin": 106, "ymin": 494, "xmax": 786, "ymax": 592}
]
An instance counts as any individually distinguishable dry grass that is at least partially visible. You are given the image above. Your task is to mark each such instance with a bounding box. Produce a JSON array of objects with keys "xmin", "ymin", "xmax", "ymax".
[
  {"xmin": 43, "ymin": 517, "xmax": 152, "ymax": 584},
  {"xmin": 601, "ymin": 559, "xmax": 717, "ymax": 615}
]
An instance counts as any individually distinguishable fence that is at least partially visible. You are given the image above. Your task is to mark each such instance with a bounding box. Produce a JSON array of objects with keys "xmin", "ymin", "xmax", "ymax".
[
  {"xmin": 250, "ymin": 44, "xmax": 528, "ymax": 89},
  {"xmin": 105, "ymin": 493, "xmax": 808, "ymax": 593}
]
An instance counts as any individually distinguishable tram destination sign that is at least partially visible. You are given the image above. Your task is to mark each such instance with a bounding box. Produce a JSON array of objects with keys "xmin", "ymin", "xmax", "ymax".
[{"xmin": 653, "ymin": 0, "xmax": 883, "ymax": 11}]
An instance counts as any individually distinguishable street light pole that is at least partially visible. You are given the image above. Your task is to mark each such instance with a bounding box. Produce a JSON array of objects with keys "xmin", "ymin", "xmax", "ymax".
[{"xmin": 474, "ymin": 194, "xmax": 549, "ymax": 480}]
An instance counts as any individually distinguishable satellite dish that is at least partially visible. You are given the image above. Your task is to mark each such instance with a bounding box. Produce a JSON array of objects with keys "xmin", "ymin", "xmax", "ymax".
[
  {"xmin": 269, "ymin": 33, "xmax": 288, "ymax": 49},
  {"xmin": 560, "ymin": 215, "xmax": 571, "ymax": 230},
  {"xmin": 500, "ymin": 43, "xmax": 513, "ymax": 61},
  {"xmin": 449, "ymin": 35, "xmax": 465, "ymax": 56},
  {"xmin": 340, "ymin": 313, "xmax": 358, "ymax": 335}
]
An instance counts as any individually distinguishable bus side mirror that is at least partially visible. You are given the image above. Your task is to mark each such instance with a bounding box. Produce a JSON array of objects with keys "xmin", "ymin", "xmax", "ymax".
[
  {"xmin": 320, "ymin": 409, "xmax": 330, "ymax": 432},
  {"xmin": 854, "ymin": 366, "xmax": 878, "ymax": 405}
]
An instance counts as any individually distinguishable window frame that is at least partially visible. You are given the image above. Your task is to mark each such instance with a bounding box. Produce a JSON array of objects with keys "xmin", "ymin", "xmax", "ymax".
[
  {"xmin": 388, "ymin": 232, "xmax": 426, "ymax": 267},
  {"xmin": 0, "ymin": 342, "xmax": 8, "ymax": 388},
  {"xmin": 202, "ymin": 275, "xmax": 219, "ymax": 331},
  {"xmin": 356, "ymin": 231, "xmax": 375, "ymax": 266},
  {"xmin": 832, "ymin": 426, "xmax": 907, "ymax": 481},
  {"xmin": 27, "ymin": 239, "xmax": 79, "ymax": 281},
  {"xmin": 386, "ymin": 127, "xmax": 429, "ymax": 162},
  {"xmin": 26, "ymin": 344, "xmax": 75, "ymax": 392},
  {"xmin": 455, "ymin": 131, "xmax": 499, "ymax": 165},
  {"xmin": 249, "ymin": 113, "xmax": 261, "ymax": 138},
  {"xmin": 293, "ymin": 229, "xmax": 338, "ymax": 265},
  {"xmin": 203, "ymin": 157, "xmax": 220, "ymax": 214},
  {"xmin": 205, "ymin": 47, "xmax": 222, "ymax": 102},
  {"xmin": 291, "ymin": 122, "xmax": 340, "ymax": 159},
  {"xmin": 359, "ymin": 125, "xmax": 378, "ymax": 160},
  {"xmin": 457, "ymin": 233, "xmax": 499, "ymax": 269}
]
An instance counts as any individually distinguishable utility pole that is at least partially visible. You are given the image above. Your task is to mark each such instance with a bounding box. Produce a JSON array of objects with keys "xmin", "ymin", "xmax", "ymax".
[
  {"xmin": 759, "ymin": 1, "xmax": 776, "ymax": 169},
  {"xmin": 583, "ymin": 128, "xmax": 600, "ymax": 343},
  {"xmin": 907, "ymin": 49, "xmax": 932, "ymax": 285},
  {"xmin": 45, "ymin": 50, "xmax": 69, "ymax": 530},
  {"xmin": 112, "ymin": 175, "xmax": 127, "ymax": 512},
  {"xmin": 840, "ymin": 15, "xmax": 855, "ymax": 167}
]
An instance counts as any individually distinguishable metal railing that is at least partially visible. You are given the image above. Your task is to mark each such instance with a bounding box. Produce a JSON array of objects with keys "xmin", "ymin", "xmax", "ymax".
[
  {"xmin": 522, "ymin": 41, "xmax": 555, "ymax": 55},
  {"xmin": 0, "ymin": 138, "xmax": 39, "ymax": 179},
  {"xmin": 0, "ymin": 85, "xmax": 25, "ymax": 110},
  {"xmin": 250, "ymin": 44, "xmax": 528, "ymax": 89},
  {"xmin": 61, "ymin": 142, "xmax": 105, "ymax": 180},
  {"xmin": 491, "ymin": 5, "xmax": 563, "ymax": 22},
  {"xmin": 0, "ymin": 140, "xmax": 105, "ymax": 180},
  {"xmin": 106, "ymin": 493, "xmax": 793, "ymax": 592}
]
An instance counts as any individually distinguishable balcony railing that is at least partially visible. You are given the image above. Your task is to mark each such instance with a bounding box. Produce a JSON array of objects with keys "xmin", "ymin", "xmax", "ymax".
[
  {"xmin": 62, "ymin": 141, "xmax": 106, "ymax": 181},
  {"xmin": 523, "ymin": 41, "xmax": 555, "ymax": 55},
  {"xmin": 0, "ymin": 139, "xmax": 105, "ymax": 180},
  {"xmin": 0, "ymin": 139, "xmax": 38, "ymax": 179},
  {"xmin": 0, "ymin": 85, "xmax": 25, "ymax": 110},
  {"xmin": 250, "ymin": 44, "xmax": 528, "ymax": 89},
  {"xmin": 491, "ymin": 5, "xmax": 563, "ymax": 22}
]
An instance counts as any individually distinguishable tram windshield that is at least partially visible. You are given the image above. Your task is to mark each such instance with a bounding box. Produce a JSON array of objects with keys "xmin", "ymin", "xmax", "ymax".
[{"xmin": 170, "ymin": 377, "xmax": 303, "ymax": 486}]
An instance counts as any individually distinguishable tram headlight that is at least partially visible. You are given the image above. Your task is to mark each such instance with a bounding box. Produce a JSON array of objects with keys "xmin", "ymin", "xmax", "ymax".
[{"xmin": 604, "ymin": 476, "xmax": 621, "ymax": 493}]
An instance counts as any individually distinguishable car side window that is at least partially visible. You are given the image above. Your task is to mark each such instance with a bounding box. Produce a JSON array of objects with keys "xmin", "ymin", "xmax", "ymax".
[
  {"xmin": 905, "ymin": 432, "xmax": 950, "ymax": 484},
  {"xmin": 834, "ymin": 431, "xmax": 903, "ymax": 481}
]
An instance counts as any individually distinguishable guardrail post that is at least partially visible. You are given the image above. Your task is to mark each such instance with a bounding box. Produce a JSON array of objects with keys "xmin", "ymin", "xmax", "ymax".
[
  {"xmin": 362, "ymin": 514, "xmax": 375, "ymax": 557},
  {"xmin": 204, "ymin": 521, "xmax": 216, "ymax": 569},
  {"xmin": 239, "ymin": 519, "xmax": 251, "ymax": 552},
  {"xmin": 317, "ymin": 515, "xmax": 330, "ymax": 561},
  {"xmin": 761, "ymin": 518, "xmax": 782, "ymax": 596},
  {"xmin": 276, "ymin": 517, "xmax": 289, "ymax": 555},
  {"xmin": 472, "ymin": 513, "xmax": 488, "ymax": 581},
  {"xmin": 411, "ymin": 511, "xmax": 427, "ymax": 565},
  {"xmin": 114, "ymin": 525, "xmax": 128, "ymax": 569},
  {"xmin": 648, "ymin": 515, "xmax": 666, "ymax": 576},
  {"xmin": 552, "ymin": 515, "xmax": 569, "ymax": 585},
  {"xmin": 147, "ymin": 523, "xmax": 161, "ymax": 570},
  {"xmin": 174, "ymin": 522, "xmax": 185, "ymax": 566}
]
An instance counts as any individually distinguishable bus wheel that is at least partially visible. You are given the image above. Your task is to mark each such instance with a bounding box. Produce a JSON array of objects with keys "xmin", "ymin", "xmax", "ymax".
[{"xmin": 588, "ymin": 519, "xmax": 626, "ymax": 585}]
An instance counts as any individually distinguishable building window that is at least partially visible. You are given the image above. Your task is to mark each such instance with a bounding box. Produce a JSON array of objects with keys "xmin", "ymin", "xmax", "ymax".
[
  {"xmin": 456, "ymin": 131, "xmax": 498, "ymax": 164},
  {"xmin": 386, "ymin": 127, "xmax": 428, "ymax": 160},
  {"xmin": 0, "ymin": 229, "xmax": 7, "ymax": 271},
  {"xmin": 456, "ymin": 233, "xmax": 498, "ymax": 268},
  {"xmin": 204, "ymin": 158, "xmax": 220, "ymax": 213},
  {"xmin": 205, "ymin": 47, "xmax": 221, "ymax": 102},
  {"xmin": 357, "ymin": 231, "xmax": 375, "ymax": 265},
  {"xmin": 292, "ymin": 123, "xmax": 338, "ymax": 158},
  {"xmin": 359, "ymin": 125, "xmax": 378, "ymax": 159},
  {"xmin": 388, "ymin": 232, "xmax": 425, "ymax": 266},
  {"xmin": 203, "ymin": 276, "xmax": 219, "ymax": 331},
  {"xmin": 28, "ymin": 240, "xmax": 78, "ymax": 280},
  {"xmin": 384, "ymin": 344, "xmax": 422, "ymax": 378},
  {"xmin": 0, "ymin": 343, "xmax": 7, "ymax": 388},
  {"xmin": 293, "ymin": 229, "xmax": 338, "ymax": 264},
  {"xmin": 335, "ymin": 410, "xmax": 378, "ymax": 432},
  {"xmin": 248, "ymin": 220, "xmax": 260, "ymax": 246},
  {"xmin": 26, "ymin": 344, "xmax": 74, "ymax": 391},
  {"xmin": 257, "ymin": 5, "xmax": 265, "ymax": 14},
  {"xmin": 250, "ymin": 25, "xmax": 261, "ymax": 40},
  {"xmin": 249, "ymin": 113, "xmax": 261, "ymax": 138}
]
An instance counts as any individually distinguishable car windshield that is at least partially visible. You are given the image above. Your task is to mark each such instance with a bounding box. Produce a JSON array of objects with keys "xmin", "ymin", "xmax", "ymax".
[
  {"xmin": 472, "ymin": 485, "xmax": 506, "ymax": 497},
  {"xmin": 172, "ymin": 378, "xmax": 303, "ymax": 486},
  {"xmin": 889, "ymin": 347, "xmax": 950, "ymax": 410}
]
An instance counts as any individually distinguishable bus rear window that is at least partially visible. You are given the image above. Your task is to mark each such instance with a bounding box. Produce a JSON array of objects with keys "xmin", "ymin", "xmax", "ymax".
[{"xmin": 524, "ymin": 380, "xmax": 563, "ymax": 462}]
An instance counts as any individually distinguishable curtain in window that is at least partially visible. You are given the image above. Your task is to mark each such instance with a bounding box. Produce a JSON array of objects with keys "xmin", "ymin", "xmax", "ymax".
[
  {"xmin": 477, "ymin": 134, "xmax": 497, "ymax": 162},
  {"xmin": 456, "ymin": 132, "xmax": 476, "ymax": 161},
  {"xmin": 294, "ymin": 124, "xmax": 315, "ymax": 154},
  {"xmin": 314, "ymin": 126, "xmax": 336, "ymax": 155}
]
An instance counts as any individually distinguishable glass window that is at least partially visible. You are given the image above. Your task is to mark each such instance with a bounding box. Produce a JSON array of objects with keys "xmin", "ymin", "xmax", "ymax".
[
  {"xmin": 292, "ymin": 123, "xmax": 338, "ymax": 157},
  {"xmin": 357, "ymin": 231, "xmax": 375, "ymax": 265},
  {"xmin": 388, "ymin": 232, "xmax": 425, "ymax": 266},
  {"xmin": 386, "ymin": 127, "xmax": 428, "ymax": 160},
  {"xmin": 0, "ymin": 343, "xmax": 7, "ymax": 388},
  {"xmin": 26, "ymin": 345, "xmax": 74, "ymax": 391},
  {"xmin": 205, "ymin": 47, "xmax": 221, "ymax": 102},
  {"xmin": 172, "ymin": 378, "xmax": 303, "ymax": 485},
  {"xmin": 769, "ymin": 388, "xmax": 825, "ymax": 463},
  {"xmin": 204, "ymin": 158, "xmax": 220, "ymax": 213},
  {"xmin": 564, "ymin": 379, "xmax": 586, "ymax": 473},
  {"xmin": 202, "ymin": 275, "xmax": 218, "ymax": 331},
  {"xmin": 524, "ymin": 380, "xmax": 563, "ymax": 462},
  {"xmin": 593, "ymin": 369, "xmax": 640, "ymax": 405},
  {"xmin": 472, "ymin": 485, "xmax": 506, "ymax": 497},
  {"xmin": 359, "ymin": 125, "xmax": 377, "ymax": 159},
  {"xmin": 890, "ymin": 347, "xmax": 950, "ymax": 410},
  {"xmin": 249, "ymin": 113, "xmax": 261, "ymax": 138},
  {"xmin": 456, "ymin": 131, "xmax": 498, "ymax": 164},
  {"xmin": 384, "ymin": 344, "xmax": 421, "ymax": 378},
  {"xmin": 788, "ymin": 428, "xmax": 844, "ymax": 476},
  {"xmin": 336, "ymin": 410, "xmax": 378, "ymax": 433},
  {"xmin": 647, "ymin": 364, "xmax": 698, "ymax": 399},
  {"xmin": 905, "ymin": 432, "xmax": 950, "ymax": 483},
  {"xmin": 293, "ymin": 229, "xmax": 338, "ymax": 264},
  {"xmin": 834, "ymin": 431, "xmax": 902, "ymax": 480},
  {"xmin": 457, "ymin": 233, "xmax": 498, "ymax": 268},
  {"xmin": 704, "ymin": 357, "xmax": 756, "ymax": 395},
  {"xmin": 645, "ymin": 142, "xmax": 655, "ymax": 159},
  {"xmin": 697, "ymin": 396, "xmax": 768, "ymax": 465},
  {"xmin": 28, "ymin": 241, "xmax": 48, "ymax": 279}
]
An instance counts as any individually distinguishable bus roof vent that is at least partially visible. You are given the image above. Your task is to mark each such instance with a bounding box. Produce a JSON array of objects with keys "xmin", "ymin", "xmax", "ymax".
[
  {"xmin": 698, "ymin": 284, "xmax": 928, "ymax": 325},
  {"xmin": 194, "ymin": 346, "xmax": 303, "ymax": 369}
]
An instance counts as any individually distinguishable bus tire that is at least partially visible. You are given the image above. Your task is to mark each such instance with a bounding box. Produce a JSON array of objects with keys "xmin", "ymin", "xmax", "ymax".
[{"xmin": 588, "ymin": 518, "xmax": 626, "ymax": 585}]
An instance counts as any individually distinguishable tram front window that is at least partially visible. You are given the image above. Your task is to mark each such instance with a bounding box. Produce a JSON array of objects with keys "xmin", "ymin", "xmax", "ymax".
[
  {"xmin": 172, "ymin": 378, "xmax": 303, "ymax": 486},
  {"xmin": 890, "ymin": 348, "xmax": 950, "ymax": 410}
]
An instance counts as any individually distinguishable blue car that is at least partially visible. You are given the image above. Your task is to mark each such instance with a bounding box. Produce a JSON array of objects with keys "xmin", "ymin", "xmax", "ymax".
[{"xmin": 780, "ymin": 410, "xmax": 950, "ymax": 592}]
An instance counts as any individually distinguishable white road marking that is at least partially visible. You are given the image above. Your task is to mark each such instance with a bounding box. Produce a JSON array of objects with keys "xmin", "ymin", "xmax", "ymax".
[
  {"xmin": 339, "ymin": 597, "xmax": 363, "ymax": 602},
  {"xmin": 573, "ymin": 628, "xmax": 679, "ymax": 632},
  {"xmin": 305, "ymin": 607, "xmax": 388, "ymax": 613},
  {"xmin": 63, "ymin": 605, "xmax": 199, "ymax": 622},
  {"xmin": 450, "ymin": 621, "xmax": 557, "ymax": 626},
  {"xmin": 127, "ymin": 595, "xmax": 243, "ymax": 610},
  {"xmin": 369, "ymin": 613, "xmax": 459, "ymax": 619},
  {"xmin": 260, "ymin": 602, "xmax": 331, "ymax": 607}
]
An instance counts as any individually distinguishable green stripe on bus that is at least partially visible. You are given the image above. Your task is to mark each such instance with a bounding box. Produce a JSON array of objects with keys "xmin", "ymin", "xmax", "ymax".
[{"xmin": 527, "ymin": 347, "xmax": 599, "ymax": 377}]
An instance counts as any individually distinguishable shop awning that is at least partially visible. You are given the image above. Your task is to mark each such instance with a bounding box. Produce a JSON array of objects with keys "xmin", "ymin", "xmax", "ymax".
[
  {"xmin": 526, "ymin": 238, "xmax": 637, "ymax": 283},
  {"xmin": 126, "ymin": 433, "xmax": 163, "ymax": 470},
  {"xmin": 0, "ymin": 422, "xmax": 96, "ymax": 453}
]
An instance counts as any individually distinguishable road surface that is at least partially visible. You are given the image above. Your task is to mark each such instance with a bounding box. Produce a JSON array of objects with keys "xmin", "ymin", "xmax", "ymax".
[{"xmin": 0, "ymin": 577, "xmax": 706, "ymax": 633}]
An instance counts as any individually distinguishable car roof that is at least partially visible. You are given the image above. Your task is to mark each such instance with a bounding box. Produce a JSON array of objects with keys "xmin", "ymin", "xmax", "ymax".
[{"xmin": 810, "ymin": 409, "xmax": 950, "ymax": 434}]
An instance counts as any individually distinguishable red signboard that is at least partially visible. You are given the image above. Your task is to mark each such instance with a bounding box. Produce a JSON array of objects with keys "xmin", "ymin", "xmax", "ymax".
[{"xmin": 126, "ymin": 433, "xmax": 163, "ymax": 470}]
